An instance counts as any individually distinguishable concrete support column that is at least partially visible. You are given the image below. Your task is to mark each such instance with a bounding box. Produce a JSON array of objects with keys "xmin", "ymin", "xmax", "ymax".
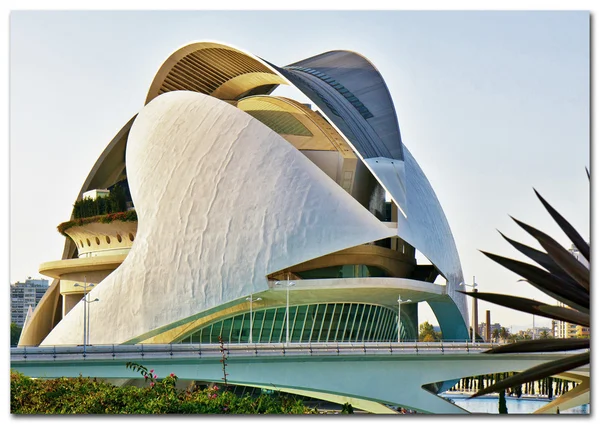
[
  {"xmin": 401, "ymin": 302, "xmax": 418, "ymax": 341},
  {"xmin": 62, "ymin": 293, "xmax": 83, "ymax": 318}
]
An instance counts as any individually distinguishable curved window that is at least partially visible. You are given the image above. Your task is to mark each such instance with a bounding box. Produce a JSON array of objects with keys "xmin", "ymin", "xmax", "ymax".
[
  {"xmin": 79, "ymin": 240, "xmax": 84, "ymax": 248},
  {"xmin": 176, "ymin": 302, "xmax": 407, "ymax": 344},
  {"xmin": 116, "ymin": 234, "xmax": 122, "ymax": 243},
  {"xmin": 295, "ymin": 265, "xmax": 389, "ymax": 280},
  {"xmin": 128, "ymin": 233, "xmax": 134, "ymax": 242},
  {"xmin": 105, "ymin": 236, "xmax": 111, "ymax": 244},
  {"xmin": 95, "ymin": 237, "xmax": 100, "ymax": 245},
  {"xmin": 86, "ymin": 239, "xmax": 91, "ymax": 247}
]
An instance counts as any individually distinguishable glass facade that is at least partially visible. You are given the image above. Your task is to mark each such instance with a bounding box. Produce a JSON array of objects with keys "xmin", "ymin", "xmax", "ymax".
[
  {"xmin": 176, "ymin": 302, "xmax": 411, "ymax": 344},
  {"xmin": 295, "ymin": 264, "xmax": 389, "ymax": 279}
]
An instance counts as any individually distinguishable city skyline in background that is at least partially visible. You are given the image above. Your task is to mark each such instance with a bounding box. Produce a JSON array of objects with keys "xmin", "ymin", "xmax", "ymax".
[{"xmin": 9, "ymin": 10, "xmax": 589, "ymax": 329}]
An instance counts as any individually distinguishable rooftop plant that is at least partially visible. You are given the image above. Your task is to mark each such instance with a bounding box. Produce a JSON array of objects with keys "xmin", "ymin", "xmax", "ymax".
[
  {"xmin": 72, "ymin": 184, "xmax": 128, "ymax": 219},
  {"xmin": 57, "ymin": 210, "xmax": 137, "ymax": 236}
]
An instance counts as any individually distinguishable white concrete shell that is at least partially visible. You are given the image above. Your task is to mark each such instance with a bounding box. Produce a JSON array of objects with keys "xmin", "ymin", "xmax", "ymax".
[{"xmin": 41, "ymin": 91, "xmax": 395, "ymax": 346}]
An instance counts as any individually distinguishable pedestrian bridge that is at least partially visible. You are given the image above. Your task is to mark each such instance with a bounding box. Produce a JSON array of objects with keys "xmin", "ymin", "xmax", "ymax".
[{"xmin": 10, "ymin": 342, "xmax": 588, "ymax": 414}]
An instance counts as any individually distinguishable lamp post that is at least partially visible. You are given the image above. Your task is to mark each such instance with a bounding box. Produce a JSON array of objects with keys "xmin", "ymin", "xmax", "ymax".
[
  {"xmin": 397, "ymin": 295, "xmax": 412, "ymax": 342},
  {"xmin": 460, "ymin": 276, "xmax": 478, "ymax": 344},
  {"xmin": 74, "ymin": 278, "xmax": 98, "ymax": 353},
  {"xmin": 532, "ymin": 297, "xmax": 536, "ymax": 340},
  {"xmin": 517, "ymin": 279, "xmax": 535, "ymax": 340},
  {"xmin": 85, "ymin": 296, "xmax": 99, "ymax": 346},
  {"xmin": 275, "ymin": 274, "xmax": 296, "ymax": 345},
  {"xmin": 245, "ymin": 295, "xmax": 262, "ymax": 343}
]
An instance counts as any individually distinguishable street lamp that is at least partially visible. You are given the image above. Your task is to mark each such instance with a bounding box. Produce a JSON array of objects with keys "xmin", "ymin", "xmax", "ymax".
[
  {"xmin": 74, "ymin": 278, "xmax": 98, "ymax": 353},
  {"xmin": 245, "ymin": 295, "xmax": 262, "ymax": 343},
  {"xmin": 85, "ymin": 296, "xmax": 99, "ymax": 346},
  {"xmin": 517, "ymin": 279, "xmax": 535, "ymax": 340},
  {"xmin": 460, "ymin": 276, "xmax": 478, "ymax": 344},
  {"xmin": 275, "ymin": 273, "xmax": 296, "ymax": 345},
  {"xmin": 397, "ymin": 295, "xmax": 412, "ymax": 342}
]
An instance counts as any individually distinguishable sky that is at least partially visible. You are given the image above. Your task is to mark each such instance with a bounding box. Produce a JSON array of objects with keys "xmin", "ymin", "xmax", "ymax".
[{"xmin": 8, "ymin": 10, "xmax": 590, "ymax": 331}]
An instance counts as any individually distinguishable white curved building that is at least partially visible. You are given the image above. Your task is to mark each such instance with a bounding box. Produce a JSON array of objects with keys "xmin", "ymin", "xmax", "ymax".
[{"xmin": 20, "ymin": 42, "xmax": 469, "ymax": 348}]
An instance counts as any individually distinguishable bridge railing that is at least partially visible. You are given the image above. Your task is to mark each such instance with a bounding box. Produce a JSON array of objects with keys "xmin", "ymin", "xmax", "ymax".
[{"xmin": 10, "ymin": 341, "xmax": 587, "ymax": 362}]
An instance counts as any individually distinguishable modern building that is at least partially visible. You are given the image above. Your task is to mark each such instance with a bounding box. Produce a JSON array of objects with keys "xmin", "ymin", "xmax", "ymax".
[
  {"xmin": 478, "ymin": 322, "xmax": 502, "ymax": 340},
  {"xmin": 554, "ymin": 317, "xmax": 589, "ymax": 339},
  {"xmin": 10, "ymin": 278, "xmax": 49, "ymax": 327},
  {"xmin": 19, "ymin": 42, "xmax": 469, "ymax": 349},
  {"xmin": 552, "ymin": 246, "xmax": 590, "ymax": 339}
]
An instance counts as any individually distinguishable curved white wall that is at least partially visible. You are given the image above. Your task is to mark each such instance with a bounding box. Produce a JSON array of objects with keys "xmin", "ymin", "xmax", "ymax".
[{"xmin": 41, "ymin": 92, "xmax": 394, "ymax": 346}]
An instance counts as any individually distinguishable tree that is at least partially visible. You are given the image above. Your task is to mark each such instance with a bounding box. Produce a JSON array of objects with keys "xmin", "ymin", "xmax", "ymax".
[
  {"xmin": 460, "ymin": 176, "xmax": 590, "ymax": 398},
  {"xmin": 499, "ymin": 327, "xmax": 509, "ymax": 342},
  {"xmin": 11, "ymin": 323, "xmax": 22, "ymax": 347},
  {"xmin": 419, "ymin": 321, "xmax": 440, "ymax": 342},
  {"xmin": 539, "ymin": 330, "xmax": 552, "ymax": 339},
  {"xmin": 492, "ymin": 328, "xmax": 500, "ymax": 342}
]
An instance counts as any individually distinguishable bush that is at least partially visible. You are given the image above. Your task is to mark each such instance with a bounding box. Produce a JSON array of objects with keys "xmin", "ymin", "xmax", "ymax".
[
  {"xmin": 72, "ymin": 185, "xmax": 129, "ymax": 220},
  {"xmin": 10, "ymin": 371, "xmax": 316, "ymax": 415},
  {"xmin": 57, "ymin": 210, "xmax": 137, "ymax": 236}
]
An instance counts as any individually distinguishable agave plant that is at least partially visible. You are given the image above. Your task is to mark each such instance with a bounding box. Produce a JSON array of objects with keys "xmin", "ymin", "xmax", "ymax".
[{"xmin": 459, "ymin": 174, "xmax": 590, "ymax": 398}]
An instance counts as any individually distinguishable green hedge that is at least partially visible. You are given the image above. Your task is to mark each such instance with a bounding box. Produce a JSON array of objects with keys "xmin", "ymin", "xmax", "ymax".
[
  {"xmin": 73, "ymin": 185, "xmax": 128, "ymax": 219},
  {"xmin": 57, "ymin": 210, "xmax": 137, "ymax": 236},
  {"xmin": 11, "ymin": 371, "xmax": 316, "ymax": 414}
]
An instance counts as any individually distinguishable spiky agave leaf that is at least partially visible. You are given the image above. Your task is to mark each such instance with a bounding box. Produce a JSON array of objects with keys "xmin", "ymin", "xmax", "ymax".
[
  {"xmin": 469, "ymin": 352, "xmax": 589, "ymax": 398},
  {"xmin": 511, "ymin": 217, "xmax": 589, "ymax": 290},
  {"xmin": 498, "ymin": 231, "xmax": 581, "ymax": 288},
  {"xmin": 468, "ymin": 185, "xmax": 589, "ymax": 400},
  {"xmin": 458, "ymin": 292, "xmax": 589, "ymax": 327},
  {"xmin": 479, "ymin": 251, "xmax": 589, "ymax": 313},
  {"xmin": 533, "ymin": 189, "xmax": 589, "ymax": 262}
]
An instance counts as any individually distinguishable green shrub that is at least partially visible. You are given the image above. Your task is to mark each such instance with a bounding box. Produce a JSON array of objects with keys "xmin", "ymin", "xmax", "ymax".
[
  {"xmin": 73, "ymin": 185, "xmax": 129, "ymax": 220},
  {"xmin": 57, "ymin": 210, "xmax": 137, "ymax": 236},
  {"xmin": 10, "ymin": 371, "xmax": 316, "ymax": 415}
]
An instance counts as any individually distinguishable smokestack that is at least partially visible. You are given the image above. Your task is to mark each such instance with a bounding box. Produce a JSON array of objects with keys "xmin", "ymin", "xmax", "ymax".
[{"xmin": 486, "ymin": 310, "xmax": 491, "ymax": 342}]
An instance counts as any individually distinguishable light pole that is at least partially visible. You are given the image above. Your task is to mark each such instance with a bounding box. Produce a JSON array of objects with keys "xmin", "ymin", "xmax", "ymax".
[
  {"xmin": 74, "ymin": 278, "xmax": 98, "ymax": 353},
  {"xmin": 245, "ymin": 295, "xmax": 262, "ymax": 343},
  {"xmin": 460, "ymin": 276, "xmax": 478, "ymax": 344},
  {"xmin": 397, "ymin": 295, "xmax": 412, "ymax": 342},
  {"xmin": 275, "ymin": 274, "xmax": 295, "ymax": 345},
  {"xmin": 517, "ymin": 279, "xmax": 535, "ymax": 340},
  {"xmin": 532, "ymin": 298, "xmax": 536, "ymax": 340},
  {"xmin": 85, "ymin": 296, "xmax": 99, "ymax": 346}
]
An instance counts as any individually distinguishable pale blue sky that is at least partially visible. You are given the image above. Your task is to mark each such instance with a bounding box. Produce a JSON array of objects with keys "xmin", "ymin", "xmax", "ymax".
[{"xmin": 9, "ymin": 11, "xmax": 590, "ymax": 329}]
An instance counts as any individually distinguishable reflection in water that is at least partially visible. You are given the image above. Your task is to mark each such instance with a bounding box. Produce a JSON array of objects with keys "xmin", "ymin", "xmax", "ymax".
[{"xmin": 442, "ymin": 394, "xmax": 589, "ymax": 414}]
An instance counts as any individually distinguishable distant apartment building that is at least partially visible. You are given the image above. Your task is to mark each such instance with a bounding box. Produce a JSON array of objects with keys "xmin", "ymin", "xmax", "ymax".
[
  {"xmin": 553, "ymin": 318, "xmax": 588, "ymax": 339},
  {"xmin": 478, "ymin": 322, "xmax": 502, "ymax": 340},
  {"xmin": 11, "ymin": 277, "xmax": 49, "ymax": 327},
  {"xmin": 528, "ymin": 326, "xmax": 552, "ymax": 339},
  {"xmin": 552, "ymin": 244, "xmax": 590, "ymax": 338},
  {"xmin": 568, "ymin": 243, "xmax": 589, "ymax": 269}
]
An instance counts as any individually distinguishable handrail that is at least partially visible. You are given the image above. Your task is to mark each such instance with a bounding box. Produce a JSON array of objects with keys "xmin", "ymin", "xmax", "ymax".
[{"xmin": 10, "ymin": 342, "xmax": 586, "ymax": 363}]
